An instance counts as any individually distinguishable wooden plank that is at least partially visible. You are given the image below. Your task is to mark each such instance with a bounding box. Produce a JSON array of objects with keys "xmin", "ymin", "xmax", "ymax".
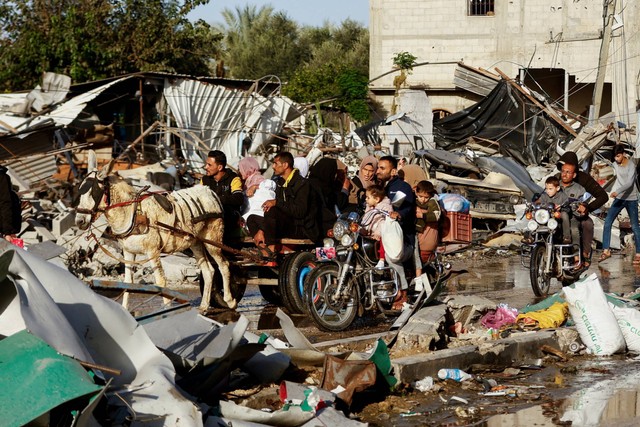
[
  {"xmin": 494, "ymin": 68, "xmax": 578, "ymax": 137},
  {"xmin": 247, "ymin": 278, "xmax": 278, "ymax": 286},
  {"xmin": 242, "ymin": 237, "xmax": 315, "ymax": 245},
  {"xmin": 90, "ymin": 279, "xmax": 190, "ymax": 303}
]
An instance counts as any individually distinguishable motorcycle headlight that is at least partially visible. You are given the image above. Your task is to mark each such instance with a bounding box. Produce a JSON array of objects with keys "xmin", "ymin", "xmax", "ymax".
[
  {"xmin": 323, "ymin": 238, "xmax": 335, "ymax": 248},
  {"xmin": 547, "ymin": 218, "xmax": 558, "ymax": 230},
  {"xmin": 332, "ymin": 220, "xmax": 348, "ymax": 239},
  {"xmin": 527, "ymin": 220, "xmax": 539, "ymax": 232},
  {"xmin": 340, "ymin": 234, "xmax": 354, "ymax": 247},
  {"xmin": 534, "ymin": 209, "xmax": 550, "ymax": 225}
]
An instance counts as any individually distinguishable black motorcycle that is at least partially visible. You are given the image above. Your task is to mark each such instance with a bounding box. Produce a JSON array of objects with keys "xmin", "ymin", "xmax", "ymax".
[
  {"xmin": 304, "ymin": 211, "xmax": 450, "ymax": 331},
  {"xmin": 520, "ymin": 201, "xmax": 588, "ymax": 297}
]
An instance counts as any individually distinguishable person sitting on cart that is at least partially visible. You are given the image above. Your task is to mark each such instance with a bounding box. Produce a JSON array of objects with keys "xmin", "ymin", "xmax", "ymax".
[
  {"xmin": 246, "ymin": 151, "xmax": 320, "ymax": 260},
  {"xmin": 376, "ymin": 155, "xmax": 416, "ymax": 309},
  {"xmin": 202, "ymin": 150, "xmax": 244, "ymax": 244}
]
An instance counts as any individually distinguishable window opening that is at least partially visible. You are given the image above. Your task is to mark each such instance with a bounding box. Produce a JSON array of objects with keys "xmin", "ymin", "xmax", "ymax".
[{"xmin": 468, "ymin": 0, "xmax": 495, "ymax": 16}]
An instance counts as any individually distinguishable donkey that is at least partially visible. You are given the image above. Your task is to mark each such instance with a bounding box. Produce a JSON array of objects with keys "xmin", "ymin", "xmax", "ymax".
[{"xmin": 75, "ymin": 154, "xmax": 235, "ymax": 310}]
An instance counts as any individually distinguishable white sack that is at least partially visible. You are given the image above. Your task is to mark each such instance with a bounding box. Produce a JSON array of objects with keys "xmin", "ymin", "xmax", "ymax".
[
  {"xmin": 562, "ymin": 273, "xmax": 625, "ymax": 355},
  {"xmin": 611, "ymin": 303, "xmax": 640, "ymax": 353},
  {"xmin": 381, "ymin": 216, "xmax": 404, "ymax": 262}
]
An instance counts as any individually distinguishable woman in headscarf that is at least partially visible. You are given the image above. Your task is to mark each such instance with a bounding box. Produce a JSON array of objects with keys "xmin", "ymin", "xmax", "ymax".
[
  {"xmin": 238, "ymin": 156, "xmax": 265, "ymax": 197},
  {"xmin": 308, "ymin": 157, "xmax": 340, "ymax": 236},
  {"xmin": 293, "ymin": 156, "xmax": 310, "ymax": 178},
  {"xmin": 347, "ymin": 155, "xmax": 379, "ymax": 214}
]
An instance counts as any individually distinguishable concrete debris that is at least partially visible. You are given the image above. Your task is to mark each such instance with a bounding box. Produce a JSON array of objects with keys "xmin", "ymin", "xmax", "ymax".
[{"xmin": 443, "ymin": 294, "xmax": 498, "ymax": 328}]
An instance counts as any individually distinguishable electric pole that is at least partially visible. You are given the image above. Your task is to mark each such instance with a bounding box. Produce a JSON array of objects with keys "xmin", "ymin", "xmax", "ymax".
[{"xmin": 590, "ymin": 0, "xmax": 617, "ymax": 122}]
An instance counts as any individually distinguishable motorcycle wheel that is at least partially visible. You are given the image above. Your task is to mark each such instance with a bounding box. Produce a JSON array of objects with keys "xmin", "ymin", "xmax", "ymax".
[
  {"xmin": 530, "ymin": 245, "xmax": 552, "ymax": 297},
  {"xmin": 304, "ymin": 263, "xmax": 359, "ymax": 332}
]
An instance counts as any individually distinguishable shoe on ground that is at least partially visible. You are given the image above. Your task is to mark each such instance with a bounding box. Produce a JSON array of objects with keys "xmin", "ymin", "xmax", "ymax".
[
  {"xmin": 521, "ymin": 237, "xmax": 534, "ymax": 244},
  {"xmin": 375, "ymin": 259, "xmax": 385, "ymax": 269}
]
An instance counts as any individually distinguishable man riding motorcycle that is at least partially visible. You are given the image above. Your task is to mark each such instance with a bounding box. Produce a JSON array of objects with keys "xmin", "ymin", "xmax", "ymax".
[{"xmin": 555, "ymin": 151, "xmax": 608, "ymax": 269}]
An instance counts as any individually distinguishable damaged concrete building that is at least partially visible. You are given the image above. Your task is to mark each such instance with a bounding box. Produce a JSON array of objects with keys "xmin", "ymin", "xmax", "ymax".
[{"xmin": 369, "ymin": 0, "xmax": 640, "ymax": 122}]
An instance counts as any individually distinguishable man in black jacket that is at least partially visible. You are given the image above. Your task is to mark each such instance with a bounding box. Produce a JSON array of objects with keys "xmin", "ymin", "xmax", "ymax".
[
  {"xmin": 556, "ymin": 151, "xmax": 608, "ymax": 266},
  {"xmin": 247, "ymin": 151, "xmax": 320, "ymax": 253},
  {"xmin": 376, "ymin": 155, "xmax": 416, "ymax": 308},
  {"xmin": 202, "ymin": 150, "xmax": 244, "ymax": 243}
]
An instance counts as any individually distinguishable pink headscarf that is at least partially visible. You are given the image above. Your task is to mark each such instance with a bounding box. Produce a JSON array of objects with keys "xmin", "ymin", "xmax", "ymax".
[
  {"xmin": 358, "ymin": 155, "xmax": 378, "ymax": 189},
  {"xmin": 238, "ymin": 157, "xmax": 265, "ymax": 190}
]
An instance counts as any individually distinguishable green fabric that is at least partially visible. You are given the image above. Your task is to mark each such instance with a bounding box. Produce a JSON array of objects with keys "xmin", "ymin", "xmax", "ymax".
[
  {"xmin": 0, "ymin": 330, "xmax": 103, "ymax": 427},
  {"xmin": 368, "ymin": 338, "xmax": 397, "ymax": 387}
]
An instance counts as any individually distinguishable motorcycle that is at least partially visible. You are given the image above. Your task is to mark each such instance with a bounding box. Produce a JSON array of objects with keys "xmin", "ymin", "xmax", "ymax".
[
  {"xmin": 520, "ymin": 200, "xmax": 589, "ymax": 297},
  {"xmin": 304, "ymin": 211, "xmax": 451, "ymax": 331}
]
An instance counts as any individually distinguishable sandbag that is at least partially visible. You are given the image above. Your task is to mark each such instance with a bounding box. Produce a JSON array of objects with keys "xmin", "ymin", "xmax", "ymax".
[
  {"xmin": 611, "ymin": 303, "xmax": 640, "ymax": 353},
  {"xmin": 562, "ymin": 273, "xmax": 625, "ymax": 355},
  {"xmin": 381, "ymin": 216, "xmax": 404, "ymax": 263}
]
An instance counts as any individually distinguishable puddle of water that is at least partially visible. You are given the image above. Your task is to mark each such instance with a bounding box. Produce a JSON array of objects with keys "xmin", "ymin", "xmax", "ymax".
[{"xmin": 485, "ymin": 358, "xmax": 640, "ymax": 426}]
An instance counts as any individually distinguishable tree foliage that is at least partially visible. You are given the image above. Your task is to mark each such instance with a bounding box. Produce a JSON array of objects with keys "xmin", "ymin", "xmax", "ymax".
[
  {"xmin": 282, "ymin": 20, "xmax": 370, "ymax": 123},
  {"xmin": 0, "ymin": 1, "xmax": 371, "ymax": 126},
  {"xmin": 0, "ymin": 0, "xmax": 219, "ymax": 91}
]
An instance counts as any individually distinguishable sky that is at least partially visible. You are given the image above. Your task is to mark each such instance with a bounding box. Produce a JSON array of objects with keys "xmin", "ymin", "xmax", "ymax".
[{"xmin": 188, "ymin": 0, "xmax": 369, "ymax": 28}]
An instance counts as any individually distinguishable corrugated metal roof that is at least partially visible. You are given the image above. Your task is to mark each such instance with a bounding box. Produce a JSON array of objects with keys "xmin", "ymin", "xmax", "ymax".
[
  {"xmin": 4, "ymin": 152, "xmax": 58, "ymax": 188},
  {"xmin": 454, "ymin": 63, "xmax": 500, "ymax": 97},
  {"xmin": 164, "ymin": 78, "xmax": 295, "ymax": 169},
  {"xmin": 0, "ymin": 76, "xmax": 133, "ymax": 134}
]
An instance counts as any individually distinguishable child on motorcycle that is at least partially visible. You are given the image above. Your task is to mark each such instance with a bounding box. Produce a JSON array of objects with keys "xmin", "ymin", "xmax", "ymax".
[
  {"xmin": 534, "ymin": 176, "xmax": 572, "ymax": 244},
  {"xmin": 360, "ymin": 184, "xmax": 394, "ymax": 269}
]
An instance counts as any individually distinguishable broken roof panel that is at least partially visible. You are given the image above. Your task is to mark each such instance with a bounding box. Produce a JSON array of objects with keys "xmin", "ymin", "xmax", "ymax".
[
  {"xmin": 164, "ymin": 78, "xmax": 296, "ymax": 170},
  {"xmin": 0, "ymin": 76, "xmax": 132, "ymax": 134}
]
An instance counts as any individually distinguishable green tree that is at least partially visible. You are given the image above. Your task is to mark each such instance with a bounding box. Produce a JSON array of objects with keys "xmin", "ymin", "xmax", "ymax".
[
  {"xmin": 215, "ymin": 6, "xmax": 302, "ymax": 80},
  {"xmin": 283, "ymin": 20, "xmax": 370, "ymax": 123},
  {"xmin": 0, "ymin": 0, "xmax": 220, "ymax": 91}
]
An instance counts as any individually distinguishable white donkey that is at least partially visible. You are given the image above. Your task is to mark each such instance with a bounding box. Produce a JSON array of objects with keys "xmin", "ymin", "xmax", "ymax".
[{"xmin": 75, "ymin": 153, "xmax": 235, "ymax": 310}]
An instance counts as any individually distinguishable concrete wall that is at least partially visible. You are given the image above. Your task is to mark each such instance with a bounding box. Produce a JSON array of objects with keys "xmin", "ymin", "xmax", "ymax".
[{"xmin": 370, "ymin": 0, "xmax": 640, "ymax": 123}]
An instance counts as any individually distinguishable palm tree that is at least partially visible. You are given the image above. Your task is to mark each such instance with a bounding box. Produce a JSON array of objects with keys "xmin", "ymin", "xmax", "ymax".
[{"xmin": 214, "ymin": 4, "xmax": 274, "ymax": 77}]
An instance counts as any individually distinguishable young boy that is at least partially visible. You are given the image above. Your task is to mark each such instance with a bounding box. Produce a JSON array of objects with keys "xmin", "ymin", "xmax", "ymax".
[
  {"xmin": 360, "ymin": 184, "xmax": 394, "ymax": 269},
  {"xmin": 415, "ymin": 180, "xmax": 441, "ymax": 263},
  {"xmin": 534, "ymin": 176, "xmax": 572, "ymax": 244}
]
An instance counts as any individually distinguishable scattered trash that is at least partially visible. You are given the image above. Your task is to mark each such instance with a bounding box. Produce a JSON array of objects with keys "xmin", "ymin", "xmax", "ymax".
[
  {"xmin": 413, "ymin": 376, "xmax": 434, "ymax": 392},
  {"xmin": 438, "ymin": 368, "xmax": 473, "ymax": 381},
  {"xmin": 516, "ymin": 301, "xmax": 568, "ymax": 329}
]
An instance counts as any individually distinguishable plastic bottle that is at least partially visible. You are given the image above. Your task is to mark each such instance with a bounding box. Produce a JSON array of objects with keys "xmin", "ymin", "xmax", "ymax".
[{"xmin": 437, "ymin": 368, "xmax": 473, "ymax": 382}]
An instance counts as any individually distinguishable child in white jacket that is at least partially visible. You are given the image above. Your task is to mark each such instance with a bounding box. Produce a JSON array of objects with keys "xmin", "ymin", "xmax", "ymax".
[{"xmin": 359, "ymin": 185, "xmax": 394, "ymax": 269}]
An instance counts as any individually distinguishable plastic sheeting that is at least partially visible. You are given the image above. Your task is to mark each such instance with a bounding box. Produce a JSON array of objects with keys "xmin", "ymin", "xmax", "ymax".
[{"xmin": 434, "ymin": 80, "xmax": 571, "ymax": 166}]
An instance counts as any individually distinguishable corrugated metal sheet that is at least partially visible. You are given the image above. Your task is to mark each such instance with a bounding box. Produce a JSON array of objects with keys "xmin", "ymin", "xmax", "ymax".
[
  {"xmin": 4, "ymin": 152, "xmax": 58, "ymax": 187},
  {"xmin": 0, "ymin": 76, "xmax": 132, "ymax": 133},
  {"xmin": 454, "ymin": 63, "xmax": 500, "ymax": 96},
  {"xmin": 164, "ymin": 78, "xmax": 296, "ymax": 169}
]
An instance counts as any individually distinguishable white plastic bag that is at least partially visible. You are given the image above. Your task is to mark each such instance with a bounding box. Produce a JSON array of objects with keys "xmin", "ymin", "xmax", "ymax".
[
  {"xmin": 562, "ymin": 273, "xmax": 625, "ymax": 355},
  {"xmin": 381, "ymin": 216, "xmax": 404, "ymax": 263},
  {"xmin": 611, "ymin": 303, "xmax": 640, "ymax": 353}
]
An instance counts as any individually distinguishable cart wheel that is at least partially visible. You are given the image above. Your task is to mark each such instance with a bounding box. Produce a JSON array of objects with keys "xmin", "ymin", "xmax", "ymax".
[
  {"xmin": 259, "ymin": 285, "xmax": 282, "ymax": 305},
  {"xmin": 280, "ymin": 251, "xmax": 317, "ymax": 314},
  {"xmin": 199, "ymin": 263, "xmax": 247, "ymax": 309}
]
